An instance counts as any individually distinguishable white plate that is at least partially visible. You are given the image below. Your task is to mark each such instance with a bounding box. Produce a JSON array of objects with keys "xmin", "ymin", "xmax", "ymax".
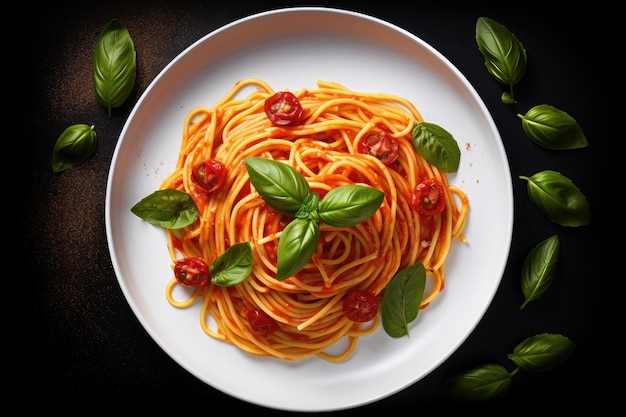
[{"xmin": 105, "ymin": 7, "xmax": 513, "ymax": 412}]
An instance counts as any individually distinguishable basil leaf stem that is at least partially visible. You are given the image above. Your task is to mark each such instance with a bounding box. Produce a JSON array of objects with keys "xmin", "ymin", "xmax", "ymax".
[
  {"xmin": 519, "ymin": 170, "xmax": 591, "ymax": 227},
  {"xmin": 93, "ymin": 19, "xmax": 137, "ymax": 117},
  {"xmin": 518, "ymin": 104, "xmax": 588, "ymax": 150},
  {"xmin": 130, "ymin": 189, "xmax": 199, "ymax": 229},
  {"xmin": 475, "ymin": 17, "xmax": 527, "ymax": 104},
  {"xmin": 295, "ymin": 192, "xmax": 320, "ymax": 222},
  {"xmin": 411, "ymin": 121, "xmax": 461, "ymax": 173},
  {"xmin": 52, "ymin": 124, "xmax": 98, "ymax": 173},
  {"xmin": 520, "ymin": 235, "xmax": 560, "ymax": 309},
  {"xmin": 381, "ymin": 262, "xmax": 426, "ymax": 338}
]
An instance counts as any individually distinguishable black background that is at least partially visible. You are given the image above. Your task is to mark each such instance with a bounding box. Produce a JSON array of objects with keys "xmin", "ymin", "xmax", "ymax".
[{"xmin": 21, "ymin": 1, "xmax": 611, "ymax": 412}]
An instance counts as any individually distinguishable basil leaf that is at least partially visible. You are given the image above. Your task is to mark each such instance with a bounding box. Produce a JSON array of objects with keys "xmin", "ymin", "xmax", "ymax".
[
  {"xmin": 411, "ymin": 121, "xmax": 461, "ymax": 173},
  {"xmin": 439, "ymin": 364, "xmax": 512, "ymax": 401},
  {"xmin": 520, "ymin": 235, "xmax": 560, "ymax": 309},
  {"xmin": 381, "ymin": 262, "xmax": 426, "ymax": 338},
  {"xmin": 518, "ymin": 104, "xmax": 588, "ymax": 150},
  {"xmin": 93, "ymin": 19, "xmax": 137, "ymax": 117},
  {"xmin": 209, "ymin": 242, "xmax": 253, "ymax": 286},
  {"xmin": 245, "ymin": 157, "xmax": 310, "ymax": 216},
  {"xmin": 295, "ymin": 192, "xmax": 320, "ymax": 222},
  {"xmin": 318, "ymin": 184, "xmax": 384, "ymax": 227},
  {"xmin": 130, "ymin": 189, "xmax": 198, "ymax": 229},
  {"xmin": 52, "ymin": 124, "xmax": 97, "ymax": 173},
  {"xmin": 507, "ymin": 333, "xmax": 575, "ymax": 372},
  {"xmin": 276, "ymin": 218, "xmax": 320, "ymax": 281},
  {"xmin": 501, "ymin": 92, "xmax": 515, "ymax": 105},
  {"xmin": 519, "ymin": 170, "xmax": 591, "ymax": 227},
  {"xmin": 475, "ymin": 17, "xmax": 527, "ymax": 104}
]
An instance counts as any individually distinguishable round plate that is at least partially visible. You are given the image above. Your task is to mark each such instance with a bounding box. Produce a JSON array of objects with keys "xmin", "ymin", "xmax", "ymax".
[{"xmin": 105, "ymin": 7, "xmax": 513, "ymax": 412}]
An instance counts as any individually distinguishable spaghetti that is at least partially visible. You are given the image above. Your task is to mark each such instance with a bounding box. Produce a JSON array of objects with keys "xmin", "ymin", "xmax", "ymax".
[{"xmin": 159, "ymin": 78, "xmax": 469, "ymax": 362}]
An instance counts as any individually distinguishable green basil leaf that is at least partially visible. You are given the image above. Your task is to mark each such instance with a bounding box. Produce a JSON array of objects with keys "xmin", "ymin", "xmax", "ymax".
[
  {"xmin": 507, "ymin": 333, "xmax": 575, "ymax": 372},
  {"xmin": 93, "ymin": 18, "xmax": 137, "ymax": 117},
  {"xmin": 520, "ymin": 235, "xmax": 560, "ymax": 309},
  {"xmin": 519, "ymin": 170, "xmax": 591, "ymax": 227},
  {"xmin": 52, "ymin": 124, "xmax": 98, "ymax": 173},
  {"xmin": 295, "ymin": 192, "xmax": 320, "ymax": 222},
  {"xmin": 381, "ymin": 262, "xmax": 426, "ymax": 338},
  {"xmin": 209, "ymin": 242, "xmax": 252, "ymax": 286},
  {"xmin": 518, "ymin": 104, "xmax": 588, "ymax": 150},
  {"xmin": 501, "ymin": 92, "xmax": 515, "ymax": 105},
  {"xmin": 439, "ymin": 364, "xmax": 512, "ymax": 401},
  {"xmin": 411, "ymin": 121, "xmax": 461, "ymax": 173},
  {"xmin": 475, "ymin": 16, "xmax": 527, "ymax": 104},
  {"xmin": 318, "ymin": 184, "xmax": 384, "ymax": 227},
  {"xmin": 276, "ymin": 218, "xmax": 320, "ymax": 281},
  {"xmin": 130, "ymin": 189, "xmax": 198, "ymax": 229},
  {"xmin": 245, "ymin": 157, "xmax": 310, "ymax": 216}
]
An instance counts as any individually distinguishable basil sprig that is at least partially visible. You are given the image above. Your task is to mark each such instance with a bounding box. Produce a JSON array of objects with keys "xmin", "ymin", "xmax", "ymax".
[
  {"xmin": 518, "ymin": 104, "xmax": 588, "ymax": 150},
  {"xmin": 52, "ymin": 124, "xmax": 98, "ymax": 173},
  {"xmin": 381, "ymin": 262, "xmax": 426, "ymax": 338},
  {"xmin": 519, "ymin": 170, "xmax": 591, "ymax": 227},
  {"xmin": 439, "ymin": 333, "xmax": 575, "ymax": 401},
  {"xmin": 93, "ymin": 19, "xmax": 137, "ymax": 117},
  {"xmin": 245, "ymin": 157, "xmax": 384, "ymax": 281},
  {"xmin": 475, "ymin": 16, "xmax": 527, "ymax": 104},
  {"xmin": 131, "ymin": 189, "xmax": 199, "ymax": 229},
  {"xmin": 520, "ymin": 235, "xmax": 560, "ymax": 309},
  {"xmin": 411, "ymin": 121, "xmax": 461, "ymax": 173}
]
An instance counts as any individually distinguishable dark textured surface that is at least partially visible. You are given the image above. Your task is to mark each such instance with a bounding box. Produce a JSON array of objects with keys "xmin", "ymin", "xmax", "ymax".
[{"xmin": 21, "ymin": 1, "xmax": 610, "ymax": 412}]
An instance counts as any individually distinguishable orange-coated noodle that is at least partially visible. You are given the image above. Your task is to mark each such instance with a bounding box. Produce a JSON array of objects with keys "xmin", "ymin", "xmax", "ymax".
[{"xmin": 160, "ymin": 78, "xmax": 469, "ymax": 362}]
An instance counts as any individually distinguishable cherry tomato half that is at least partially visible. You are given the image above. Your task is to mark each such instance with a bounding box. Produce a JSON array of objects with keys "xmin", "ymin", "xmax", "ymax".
[
  {"xmin": 174, "ymin": 257, "xmax": 209, "ymax": 287},
  {"xmin": 264, "ymin": 91, "xmax": 304, "ymax": 126},
  {"xmin": 191, "ymin": 159, "xmax": 226, "ymax": 193},
  {"xmin": 410, "ymin": 178, "xmax": 446, "ymax": 216},
  {"xmin": 247, "ymin": 309, "xmax": 280, "ymax": 337},
  {"xmin": 357, "ymin": 132, "xmax": 400, "ymax": 165},
  {"xmin": 343, "ymin": 290, "xmax": 379, "ymax": 322}
]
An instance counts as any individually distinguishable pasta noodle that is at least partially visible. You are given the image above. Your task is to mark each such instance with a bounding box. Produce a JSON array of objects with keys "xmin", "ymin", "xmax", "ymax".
[{"xmin": 159, "ymin": 78, "xmax": 469, "ymax": 362}]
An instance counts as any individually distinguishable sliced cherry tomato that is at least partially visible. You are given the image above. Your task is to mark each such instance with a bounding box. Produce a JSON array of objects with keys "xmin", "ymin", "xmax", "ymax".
[
  {"xmin": 264, "ymin": 91, "xmax": 304, "ymax": 126},
  {"xmin": 247, "ymin": 309, "xmax": 280, "ymax": 337},
  {"xmin": 174, "ymin": 257, "xmax": 209, "ymax": 287},
  {"xmin": 410, "ymin": 178, "xmax": 446, "ymax": 216},
  {"xmin": 343, "ymin": 290, "xmax": 379, "ymax": 322},
  {"xmin": 191, "ymin": 159, "xmax": 226, "ymax": 193},
  {"xmin": 357, "ymin": 132, "xmax": 400, "ymax": 165}
]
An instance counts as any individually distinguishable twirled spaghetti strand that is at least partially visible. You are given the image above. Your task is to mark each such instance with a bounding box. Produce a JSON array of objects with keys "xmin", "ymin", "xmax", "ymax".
[{"xmin": 161, "ymin": 78, "xmax": 469, "ymax": 361}]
